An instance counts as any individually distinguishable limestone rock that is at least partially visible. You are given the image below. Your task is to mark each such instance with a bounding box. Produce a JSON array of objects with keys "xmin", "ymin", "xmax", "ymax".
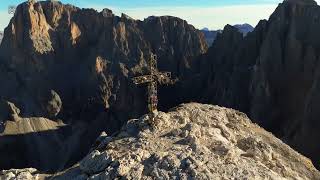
[
  {"xmin": 0, "ymin": 101, "xmax": 21, "ymax": 122},
  {"xmin": 0, "ymin": 168, "xmax": 48, "ymax": 180},
  {"xmin": 6, "ymin": 102, "xmax": 20, "ymax": 116},
  {"xmin": 197, "ymin": 0, "xmax": 320, "ymax": 168},
  {"xmin": 1, "ymin": 103, "xmax": 319, "ymax": 179},
  {"xmin": 45, "ymin": 90, "xmax": 62, "ymax": 117},
  {"xmin": 0, "ymin": 0, "xmax": 207, "ymax": 171},
  {"xmin": 52, "ymin": 103, "xmax": 320, "ymax": 179},
  {"xmin": 79, "ymin": 150, "xmax": 113, "ymax": 174},
  {"xmin": 2, "ymin": 116, "xmax": 65, "ymax": 135},
  {"xmin": 92, "ymin": 131, "xmax": 110, "ymax": 150}
]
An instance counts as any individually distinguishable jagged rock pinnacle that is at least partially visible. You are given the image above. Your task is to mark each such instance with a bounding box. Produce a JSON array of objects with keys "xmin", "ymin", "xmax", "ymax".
[{"xmin": 284, "ymin": 0, "xmax": 317, "ymax": 5}]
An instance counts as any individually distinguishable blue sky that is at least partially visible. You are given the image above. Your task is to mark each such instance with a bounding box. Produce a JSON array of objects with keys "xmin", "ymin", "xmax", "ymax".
[
  {"xmin": 0, "ymin": 0, "xmax": 282, "ymax": 9},
  {"xmin": 0, "ymin": 0, "xmax": 317, "ymax": 30}
]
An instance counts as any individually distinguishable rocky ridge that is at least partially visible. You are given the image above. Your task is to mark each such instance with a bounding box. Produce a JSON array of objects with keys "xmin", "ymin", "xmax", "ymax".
[
  {"xmin": 197, "ymin": 0, "xmax": 320, "ymax": 168},
  {"xmin": 0, "ymin": 0, "xmax": 207, "ymax": 171},
  {"xmin": 1, "ymin": 103, "xmax": 319, "ymax": 179}
]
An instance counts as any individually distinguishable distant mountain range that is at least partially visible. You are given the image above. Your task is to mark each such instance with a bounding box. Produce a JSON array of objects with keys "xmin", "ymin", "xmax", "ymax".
[
  {"xmin": 234, "ymin": 23, "xmax": 254, "ymax": 36},
  {"xmin": 201, "ymin": 23, "xmax": 254, "ymax": 46}
]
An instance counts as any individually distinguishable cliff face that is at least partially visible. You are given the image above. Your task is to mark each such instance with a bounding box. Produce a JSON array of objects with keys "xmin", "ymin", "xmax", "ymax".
[
  {"xmin": 2, "ymin": 103, "xmax": 319, "ymax": 179},
  {"xmin": 0, "ymin": 1, "xmax": 207, "ymax": 171},
  {"xmin": 199, "ymin": 0, "xmax": 320, "ymax": 168},
  {"xmin": 0, "ymin": 31, "xmax": 3, "ymax": 45}
]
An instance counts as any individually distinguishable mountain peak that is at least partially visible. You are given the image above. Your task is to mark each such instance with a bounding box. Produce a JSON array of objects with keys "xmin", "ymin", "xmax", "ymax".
[
  {"xmin": 284, "ymin": 0, "xmax": 317, "ymax": 5},
  {"xmin": 202, "ymin": 27, "xmax": 210, "ymax": 31}
]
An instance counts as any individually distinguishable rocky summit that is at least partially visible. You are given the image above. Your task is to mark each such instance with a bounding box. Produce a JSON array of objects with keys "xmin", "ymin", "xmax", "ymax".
[{"xmin": 1, "ymin": 103, "xmax": 319, "ymax": 179}]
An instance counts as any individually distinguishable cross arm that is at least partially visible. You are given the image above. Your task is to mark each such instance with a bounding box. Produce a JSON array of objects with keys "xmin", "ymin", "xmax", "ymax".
[
  {"xmin": 155, "ymin": 72, "xmax": 174, "ymax": 84},
  {"xmin": 132, "ymin": 75, "xmax": 153, "ymax": 85}
]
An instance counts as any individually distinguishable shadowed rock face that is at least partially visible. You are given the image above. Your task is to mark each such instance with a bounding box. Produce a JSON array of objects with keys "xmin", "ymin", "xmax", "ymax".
[
  {"xmin": 198, "ymin": 0, "xmax": 320, "ymax": 168},
  {"xmin": 0, "ymin": 1, "xmax": 207, "ymax": 171},
  {"xmin": 0, "ymin": 31, "xmax": 3, "ymax": 45},
  {"xmin": 201, "ymin": 29, "xmax": 221, "ymax": 47}
]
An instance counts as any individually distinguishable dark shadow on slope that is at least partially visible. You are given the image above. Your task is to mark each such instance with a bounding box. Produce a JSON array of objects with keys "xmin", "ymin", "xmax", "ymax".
[
  {"xmin": 0, "ymin": 126, "xmax": 71, "ymax": 172},
  {"xmin": 0, "ymin": 112, "xmax": 114, "ymax": 173}
]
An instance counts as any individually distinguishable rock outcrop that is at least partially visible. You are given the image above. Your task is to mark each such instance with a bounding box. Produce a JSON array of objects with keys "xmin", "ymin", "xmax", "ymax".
[
  {"xmin": 0, "ymin": 31, "xmax": 3, "ymax": 45},
  {"xmin": 0, "ymin": 0, "xmax": 207, "ymax": 171},
  {"xmin": 2, "ymin": 103, "xmax": 319, "ymax": 179},
  {"xmin": 0, "ymin": 168, "xmax": 49, "ymax": 180},
  {"xmin": 197, "ymin": 0, "xmax": 320, "ymax": 168}
]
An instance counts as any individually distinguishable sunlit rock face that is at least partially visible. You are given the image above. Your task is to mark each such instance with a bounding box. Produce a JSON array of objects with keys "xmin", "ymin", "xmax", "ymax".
[{"xmin": 0, "ymin": 1, "xmax": 207, "ymax": 171}]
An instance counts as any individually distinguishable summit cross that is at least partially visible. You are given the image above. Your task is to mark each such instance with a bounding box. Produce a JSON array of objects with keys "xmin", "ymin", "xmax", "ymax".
[{"xmin": 132, "ymin": 54, "xmax": 174, "ymax": 113}]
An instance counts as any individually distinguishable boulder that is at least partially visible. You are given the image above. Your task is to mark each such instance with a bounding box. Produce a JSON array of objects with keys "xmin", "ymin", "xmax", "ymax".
[
  {"xmin": 45, "ymin": 90, "xmax": 62, "ymax": 118},
  {"xmin": 0, "ymin": 101, "xmax": 21, "ymax": 122},
  {"xmin": 79, "ymin": 150, "xmax": 112, "ymax": 174}
]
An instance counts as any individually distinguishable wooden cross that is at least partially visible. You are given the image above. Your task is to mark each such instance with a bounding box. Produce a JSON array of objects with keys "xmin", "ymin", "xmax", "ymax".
[{"xmin": 132, "ymin": 54, "xmax": 174, "ymax": 113}]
